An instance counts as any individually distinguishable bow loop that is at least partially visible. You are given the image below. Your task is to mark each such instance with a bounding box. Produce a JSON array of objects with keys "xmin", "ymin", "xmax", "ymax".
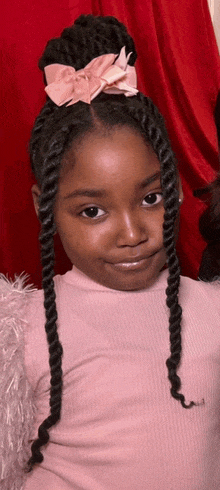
[
  {"xmin": 57, "ymin": 66, "xmax": 76, "ymax": 83},
  {"xmin": 44, "ymin": 47, "xmax": 138, "ymax": 106}
]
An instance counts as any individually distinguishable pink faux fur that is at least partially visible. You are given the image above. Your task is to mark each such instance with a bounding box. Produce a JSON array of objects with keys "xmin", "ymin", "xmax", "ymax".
[{"xmin": 0, "ymin": 274, "xmax": 36, "ymax": 490}]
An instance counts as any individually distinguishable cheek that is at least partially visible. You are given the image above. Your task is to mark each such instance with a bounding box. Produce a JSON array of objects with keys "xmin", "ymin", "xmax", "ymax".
[
  {"xmin": 55, "ymin": 214, "xmax": 106, "ymax": 257},
  {"xmin": 55, "ymin": 213, "xmax": 79, "ymax": 252},
  {"xmin": 148, "ymin": 209, "xmax": 164, "ymax": 242}
]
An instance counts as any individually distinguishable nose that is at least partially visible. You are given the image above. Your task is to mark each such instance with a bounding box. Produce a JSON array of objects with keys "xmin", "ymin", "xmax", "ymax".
[{"xmin": 116, "ymin": 211, "xmax": 148, "ymax": 247}]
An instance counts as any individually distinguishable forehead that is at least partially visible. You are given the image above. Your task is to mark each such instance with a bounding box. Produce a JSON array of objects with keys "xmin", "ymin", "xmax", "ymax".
[{"xmin": 59, "ymin": 127, "xmax": 160, "ymax": 191}]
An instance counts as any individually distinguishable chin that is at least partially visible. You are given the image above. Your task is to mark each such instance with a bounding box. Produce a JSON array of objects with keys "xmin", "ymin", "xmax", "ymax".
[
  {"xmin": 100, "ymin": 254, "xmax": 166, "ymax": 291},
  {"xmin": 101, "ymin": 271, "xmax": 161, "ymax": 291}
]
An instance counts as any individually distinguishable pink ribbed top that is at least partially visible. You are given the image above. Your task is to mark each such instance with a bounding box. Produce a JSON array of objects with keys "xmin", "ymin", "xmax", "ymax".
[{"xmin": 24, "ymin": 267, "xmax": 220, "ymax": 489}]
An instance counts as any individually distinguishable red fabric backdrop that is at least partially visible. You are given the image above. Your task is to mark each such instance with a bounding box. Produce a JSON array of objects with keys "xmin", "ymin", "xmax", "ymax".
[{"xmin": 1, "ymin": 0, "xmax": 219, "ymax": 287}]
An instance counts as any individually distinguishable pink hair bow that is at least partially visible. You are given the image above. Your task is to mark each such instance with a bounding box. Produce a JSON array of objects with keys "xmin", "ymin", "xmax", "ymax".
[{"xmin": 44, "ymin": 46, "xmax": 138, "ymax": 106}]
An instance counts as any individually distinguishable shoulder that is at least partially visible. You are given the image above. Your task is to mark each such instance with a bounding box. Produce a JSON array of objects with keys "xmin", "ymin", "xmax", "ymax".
[
  {"xmin": 180, "ymin": 274, "xmax": 220, "ymax": 298},
  {"xmin": 179, "ymin": 275, "xmax": 220, "ymax": 316},
  {"xmin": 24, "ymin": 273, "xmax": 68, "ymax": 331}
]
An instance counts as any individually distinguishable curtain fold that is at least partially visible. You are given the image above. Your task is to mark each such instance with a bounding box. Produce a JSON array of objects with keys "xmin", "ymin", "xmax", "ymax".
[{"xmin": 1, "ymin": 0, "xmax": 219, "ymax": 285}]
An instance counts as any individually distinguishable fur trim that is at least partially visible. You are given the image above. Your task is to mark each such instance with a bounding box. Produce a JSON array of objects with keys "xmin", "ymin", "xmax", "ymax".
[{"xmin": 0, "ymin": 274, "xmax": 36, "ymax": 490}]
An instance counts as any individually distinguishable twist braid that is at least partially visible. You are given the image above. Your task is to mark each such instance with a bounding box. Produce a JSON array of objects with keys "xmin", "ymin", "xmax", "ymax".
[
  {"xmin": 161, "ymin": 155, "xmax": 194, "ymax": 408},
  {"xmin": 30, "ymin": 100, "xmax": 57, "ymax": 183},
  {"xmin": 27, "ymin": 129, "xmax": 73, "ymax": 470}
]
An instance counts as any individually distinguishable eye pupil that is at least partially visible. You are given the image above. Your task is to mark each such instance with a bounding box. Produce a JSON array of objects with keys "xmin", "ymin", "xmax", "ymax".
[
  {"xmin": 145, "ymin": 194, "xmax": 157, "ymax": 204},
  {"xmin": 85, "ymin": 207, "xmax": 98, "ymax": 218}
]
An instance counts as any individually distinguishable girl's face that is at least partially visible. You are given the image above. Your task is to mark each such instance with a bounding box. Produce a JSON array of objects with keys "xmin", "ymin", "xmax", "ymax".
[{"xmin": 54, "ymin": 126, "xmax": 167, "ymax": 290}]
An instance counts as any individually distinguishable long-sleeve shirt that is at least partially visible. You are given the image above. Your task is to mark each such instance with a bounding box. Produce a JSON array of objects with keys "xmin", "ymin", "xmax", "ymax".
[{"xmin": 23, "ymin": 267, "xmax": 220, "ymax": 489}]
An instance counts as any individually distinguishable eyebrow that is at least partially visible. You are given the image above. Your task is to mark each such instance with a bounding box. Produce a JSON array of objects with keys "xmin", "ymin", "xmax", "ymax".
[
  {"xmin": 63, "ymin": 171, "xmax": 161, "ymax": 200},
  {"xmin": 64, "ymin": 188, "xmax": 108, "ymax": 200},
  {"xmin": 137, "ymin": 171, "xmax": 161, "ymax": 190}
]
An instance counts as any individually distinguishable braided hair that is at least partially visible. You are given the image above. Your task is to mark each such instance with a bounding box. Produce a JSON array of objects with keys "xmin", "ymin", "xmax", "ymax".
[{"xmin": 27, "ymin": 14, "xmax": 194, "ymax": 471}]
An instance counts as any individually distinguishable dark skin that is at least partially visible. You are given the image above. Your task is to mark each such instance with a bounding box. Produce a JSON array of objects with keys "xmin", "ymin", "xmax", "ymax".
[{"xmin": 32, "ymin": 127, "xmax": 183, "ymax": 291}]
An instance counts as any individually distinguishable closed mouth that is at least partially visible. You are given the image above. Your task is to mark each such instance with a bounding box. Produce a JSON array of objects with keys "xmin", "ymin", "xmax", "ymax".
[
  {"xmin": 108, "ymin": 251, "xmax": 157, "ymax": 265},
  {"xmin": 114, "ymin": 257, "xmax": 145, "ymax": 264},
  {"xmin": 106, "ymin": 252, "xmax": 158, "ymax": 271}
]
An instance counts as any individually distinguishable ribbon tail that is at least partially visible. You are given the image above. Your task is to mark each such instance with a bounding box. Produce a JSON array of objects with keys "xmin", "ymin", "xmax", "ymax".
[
  {"xmin": 90, "ymin": 80, "xmax": 107, "ymax": 101},
  {"xmin": 114, "ymin": 46, "xmax": 132, "ymax": 71},
  {"xmin": 103, "ymin": 83, "xmax": 138, "ymax": 97}
]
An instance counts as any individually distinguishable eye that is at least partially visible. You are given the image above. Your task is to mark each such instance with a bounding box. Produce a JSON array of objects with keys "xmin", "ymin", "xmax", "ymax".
[
  {"xmin": 81, "ymin": 207, "xmax": 106, "ymax": 219},
  {"xmin": 142, "ymin": 192, "xmax": 163, "ymax": 207}
]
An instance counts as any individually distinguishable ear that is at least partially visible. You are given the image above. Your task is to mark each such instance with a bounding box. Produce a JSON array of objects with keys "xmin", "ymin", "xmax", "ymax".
[{"xmin": 31, "ymin": 184, "xmax": 41, "ymax": 217}]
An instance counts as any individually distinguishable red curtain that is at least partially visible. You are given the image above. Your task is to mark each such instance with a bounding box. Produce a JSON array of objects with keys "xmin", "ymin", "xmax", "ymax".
[{"xmin": 1, "ymin": 0, "xmax": 219, "ymax": 287}]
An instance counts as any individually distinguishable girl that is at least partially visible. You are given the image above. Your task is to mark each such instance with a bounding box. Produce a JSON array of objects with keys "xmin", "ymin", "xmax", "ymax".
[{"xmin": 1, "ymin": 14, "xmax": 220, "ymax": 490}]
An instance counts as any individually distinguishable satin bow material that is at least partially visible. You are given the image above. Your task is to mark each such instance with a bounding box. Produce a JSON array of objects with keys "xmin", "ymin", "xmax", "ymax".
[{"xmin": 44, "ymin": 46, "xmax": 138, "ymax": 106}]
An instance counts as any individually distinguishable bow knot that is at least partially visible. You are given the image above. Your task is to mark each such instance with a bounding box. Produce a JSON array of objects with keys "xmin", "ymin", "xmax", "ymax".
[{"xmin": 44, "ymin": 46, "xmax": 138, "ymax": 106}]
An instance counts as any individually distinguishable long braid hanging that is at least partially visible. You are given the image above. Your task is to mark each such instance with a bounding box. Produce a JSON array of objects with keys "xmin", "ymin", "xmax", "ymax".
[
  {"xmin": 159, "ymin": 147, "xmax": 191, "ymax": 408},
  {"xmin": 159, "ymin": 145, "xmax": 194, "ymax": 408},
  {"xmin": 142, "ymin": 97, "xmax": 195, "ymax": 408},
  {"xmin": 27, "ymin": 130, "xmax": 71, "ymax": 470}
]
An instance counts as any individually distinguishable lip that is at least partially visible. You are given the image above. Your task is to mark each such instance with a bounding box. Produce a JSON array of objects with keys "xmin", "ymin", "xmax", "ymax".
[{"xmin": 106, "ymin": 253, "xmax": 157, "ymax": 271}]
